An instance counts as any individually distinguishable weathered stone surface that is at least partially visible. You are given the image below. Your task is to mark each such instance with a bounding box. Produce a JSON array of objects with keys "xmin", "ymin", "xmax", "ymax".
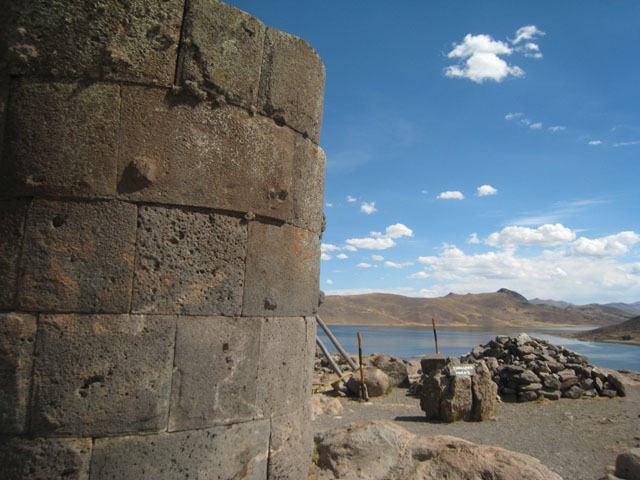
[
  {"xmin": 0, "ymin": 200, "xmax": 28, "ymax": 309},
  {"xmin": 169, "ymin": 316, "xmax": 261, "ymax": 430},
  {"xmin": 310, "ymin": 421, "xmax": 562, "ymax": 480},
  {"xmin": 347, "ymin": 367, "xmax": 390, "ymax": 398},
  {"xmin": 1, "ymin": 81, "xmax": 120, "ymax": 198},
  {"xmin": 0, "ymin": 75, "xmax": 8, "ymax": 165},
  {"xmin": 0, "ymin": 312, "xmax": 36, "ymax": 434},
  {"xmin": 178, "ymin": 0, "xmax": 266, "ymax": 108},
  {"xmin": 31, "ymin": 314, "xmax": 176, "ymax": 436},
  {"xmin": 615, "ymin": 448, "xmax": 640, "ymax": 480},
  {"xmin": 91, "ymin": 420, "xmax": 270, "ymax": 479},
  {"xmin": 17, "ymin": 199, "xmax": 137, "ymax": 313},
  {"xmin": 543, "ymin": 375, "xmax": 561, "ymax": 390},
  {"xmin": 2, "ymin": 0, "xmax": 184, "ymax": 83},
  {"xmin": 372, "ymin": 354, "xmax": 408, "ymax": 388},
  {"xmin": 269, "ymin": 406, "xmax": 313, "ymax": 480},
  {"xmin": 118, "ymin": 87, "xmax": 295, "ymax": 220},
  {"xmin": 304, "ymin": 316, "xmax": 318, "ymax": 400},
  {"xmin": 471, "ymin": 361, "xmax": 498, "ymax": 421},
  {"xmin": 132, "ymin": 206, "xmax": 246, "ymax": 315},
  {"xmin": 0, "ymin": 437, "xmax": 91, "ymax": 480},
  {"xmin": 256, "ymin": 317, "xmax": 308, "ymax": 416},
  {"xmin": 540, "ymin": 388, "xmax": 562, "ymax": 400},
  {"xmin": 420, "ymin": 371, "xmax": 447, "ymax": 419},
  {"xmin": 243, "ymin": 222, "xmax": 320, "ymax": 316},
  {"xmin": 420, "ymin": 354, "xmax": 446, "ymax": 375},
  {"xmin": 441, "ymin": 375, "xmax": 473, "ymax": 422},
  {"xmin": 259, "ymin": 27, "xmax": 325, "ymax": 143},
  {"xmin": 292, "ymin": 136, "xmax": 326, "ymax": 233},
  {"xmin": 311, "ymin": 395, "xmax": 344, "ymax": 419},
  {"xmin": 607, "ymin": 372, "xmax": 627, "ymax": 397}
]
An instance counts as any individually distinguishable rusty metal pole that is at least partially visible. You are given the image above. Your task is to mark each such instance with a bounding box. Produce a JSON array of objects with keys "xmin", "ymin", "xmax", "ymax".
[
  {"xmin": 357, "ymin": 332, "xmax": 368, "ymax": 401},
  {"xmin": 432, "ymin": 317, "xmax": 439, "ymax": 354}
]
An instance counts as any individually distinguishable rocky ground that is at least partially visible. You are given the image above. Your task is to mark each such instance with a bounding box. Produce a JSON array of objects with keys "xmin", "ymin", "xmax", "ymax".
[{"xmin": 312, "ymin": 373, "xmax": 640, "ymax": 480}]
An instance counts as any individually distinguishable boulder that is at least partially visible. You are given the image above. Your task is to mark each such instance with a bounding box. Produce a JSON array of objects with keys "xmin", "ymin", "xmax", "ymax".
[
  {"xmin": 471, "ymin": 361, "xmax": 498, "ymax": 421},
  {"xmin": 615, "ymin": 447, "xmax": 640, "ymax": 480},
  {"xmin": 440, "ymin": 375, "xmax": 472, "ymax": 422},
  {"xmin": 372, "ymin": 354, "xmax": 408, "ymax": 387},
  {"xmin": 311, "ymin": 395, "xmax": 343, "ymax": 419},
  {"xmin": 346, "ymin": 367, "xmax": 389, "ymax": 398},
  {"xmin": 309, "ymin": 421, "xmax": 562, "ymax": 480}
]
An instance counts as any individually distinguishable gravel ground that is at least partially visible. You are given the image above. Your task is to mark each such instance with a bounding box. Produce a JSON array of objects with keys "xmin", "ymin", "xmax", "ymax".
[{"xmin": 312, "ymin": 374, "xmax": 640, "ymax": 480}]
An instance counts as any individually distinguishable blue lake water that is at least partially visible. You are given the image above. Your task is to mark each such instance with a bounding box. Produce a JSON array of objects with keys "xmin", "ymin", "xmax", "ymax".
[{"xmin": 317, "ymin": 325, "xmax": 640, "ymax": 372}]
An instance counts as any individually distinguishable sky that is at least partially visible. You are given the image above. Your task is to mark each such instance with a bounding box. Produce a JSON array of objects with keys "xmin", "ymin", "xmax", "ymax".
[{"xmin": 229, "ymin": 1, "xmax": 640, "ymax": 305}]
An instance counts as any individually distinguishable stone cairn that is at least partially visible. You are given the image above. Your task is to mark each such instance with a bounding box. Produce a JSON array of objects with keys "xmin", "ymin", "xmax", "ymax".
[
  {"xmin": 460, "ymin": 333, "xmax": 626, "ymax": 401},
  {"xmin": 0, "ymin": 1, "xmax": 325, "ymax": 479}
]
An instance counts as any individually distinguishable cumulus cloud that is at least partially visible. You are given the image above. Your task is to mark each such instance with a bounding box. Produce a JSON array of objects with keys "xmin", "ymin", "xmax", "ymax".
[
  {"xmin": 421, "ymin": 190, "xmax": 429, "ymax": 194},
  {"xmin": 343, "ymin": 245, "xmax": 358, "ymax": 252},
  {"xmin": 523, "ymin": 42, "xmax": 543, "ymax": 59},
  {"xmin": 326, "ymin": 279, "xmax": 334, "ymax": 285},
  {"xmin": 410, "ymin": 272, "xmax": 429, "ymax": 279},
  {"xmin": 372, "ymin": 255, "xmax": 384, "ymax": 261},
  {"xmin": 347, "ymin": 195, "xmax": 357, "ymax": 202},
  {"xmin": 467, "ymin": 233, "xmax": 481, "ymax": 244},
  {"xmin": 572, "ymin": 232, "xmax": 639, "ymax": 257},
  {"xmin": 361, "ymin": 202, "xmax": 377, "ymax": 214},
  {"xmin": 321, "ymin": 253, "xmax": 331, "ymax": 261},
  {"xmin": 485, "ymin": 224, "xmax": 576, "ymax": 247},
  {"xmin": 549, "ymin": 126, "xmax": 566, "ymax": 133},
  {"xmin": 337, "ymin": 253, "xmax": 348, "ymax": 259},
  {"xmin": 321, "ymin": 243, "xmax": 341, "ymax": 253},
  {"xmin": 385, "ymin": 223, "xmax": 414, "ymax": 239},
  {"xmin": 438, "ymin": 191, "xmax": 465, "ymax": 200},
  {"xmin": 346, "ymin": 223, "xmax": 413, "ymax": 251},
  {"xmin": 530, "ymin": 122, "xmax": 542, "ymax": 129},
  {"xmin": 477, "ymin": 185, "xmax": 497, "ymax": 196},
  {"xmin": 385, "ymin": 261, "xmax": 415, "ymax": 269},
  {"xmin": 511, "ymin": 25, "xmax": 545, "ymax": 45},
  {"xmin": 505, "ymin": 112, "xmax": 524, "ymax": 120},
  {"xmin": 613, "ymin": 140, "xmax": 640, "ymax": 147},
  {"xmin": 357, "ymin": 262, "xmax": 373, "ymax": 268},
  {"xmin": 325, "ymin": 202, "xmax": 333, "ymax": 207},
  {"xmin": 588, "ymin": 140, "xmax": 602, "ymax": 146}
]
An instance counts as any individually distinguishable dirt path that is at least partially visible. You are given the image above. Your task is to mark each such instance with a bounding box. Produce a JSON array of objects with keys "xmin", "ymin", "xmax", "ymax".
[{"xmin": 312, "ymin": 380, "xmax": 640, "ymax": 480}]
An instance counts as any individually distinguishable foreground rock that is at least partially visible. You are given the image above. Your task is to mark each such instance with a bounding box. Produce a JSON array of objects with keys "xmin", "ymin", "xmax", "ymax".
[
  {"xmin": 308, "ymin": 420, "xmax": 561, "ymax": 480},
  {"xmin": 346, "ymin": 367, "xmax": 389, "ymax": 397},
  {"xmin": 615, "ymin": 447, "xmax": 640, "ymax": 479},
  {"xmin": 311, "ymin": 395, "xmax": 344, "ymax": 420}
]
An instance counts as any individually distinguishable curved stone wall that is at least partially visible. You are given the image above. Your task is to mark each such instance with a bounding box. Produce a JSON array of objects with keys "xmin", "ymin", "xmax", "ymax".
[{"xmin": 0, "ymin": 1, "xmax": 325, "ymax": 478}]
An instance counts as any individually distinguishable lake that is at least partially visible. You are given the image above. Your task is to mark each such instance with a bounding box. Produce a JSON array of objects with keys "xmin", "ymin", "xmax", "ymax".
[{"xmin": 317, "ymin": 324, "xmax": 640, "ymax": 372}]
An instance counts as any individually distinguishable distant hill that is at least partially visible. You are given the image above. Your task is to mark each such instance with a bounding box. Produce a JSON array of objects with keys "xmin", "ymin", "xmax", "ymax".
[
  {"xmin": 571, "ymin": 316, "xmax": 640, "ymax": 345},
  {"xmin": 318, "ymin": 288, "xmax": 634, "ymax": 328},
  {"xmin": 529, "ymin": 298, "xmax": 573, "ymax": 309},
  {"xmin": 602, "ymin": 301, "xmax": 640, "ymax": 315}
]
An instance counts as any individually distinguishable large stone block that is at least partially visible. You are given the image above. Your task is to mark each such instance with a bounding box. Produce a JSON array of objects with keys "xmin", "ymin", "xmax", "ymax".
[
  {"xmin": 441, "ymin": 375, "xmax": 473, "ymax": 423},
  {"xmin": 0, "ymin": 81, "xmax": 120, "ymax": 198},
  {"xmin": 303, "ymin": 316, "xmax": 318, "ymax": 400},
  {"xmin": 91, "ymin": 420, "xmax": 270, "ymax": 479},
  {"xmin": 269, "ymin": 406, "xmax": 313, "ymax": 480},
  {"xmin": 0, "ymin": 437, "xmax": 91, "ymax": 480},
  {"xmin": 256, "ymin": 317, "xmax": 308, "ymax": 416},
  {"xmin": 132, "ymin": 206, "xmax": 246, "ymax": 315},
  {"xmin": 31, "ymin": 314, "xmax": 176, "ymax": 436},
  {"xmin": 117, "ymin": 87, "xmax": 295, "ymax": 220},
  {"xmin": 17, "ymin": 199, "xmax": 137, "ymax": 313},
  {"xmin": 243, "ymin": 222, "xmax": 320, "ymax": 316},
  {"xmin": 178, "ymin": 0, "xmax": 266, "ymax": 108},
  {"xmin": 259, "ymin": 27, "xmax": 325, "ymax": 143},
  {"xmin": 1, "ymin": 0, "xmax": 184, "ymax": 84},
  {"xmin": 0, "ymin": 75, "xmax": 8, "ymax": 165},
  {"xmin": 0, "ymin": 200, "xmax": 28, "ymax": 309},
  {"xmin": 0, "ymin": 312, "xmax": 36, "ymax": 434},
  {"xmin": 169, "ymin": 316, "xmax": 261, "ymax": 431},
  {"xmin": 292, "ymin": 136, "xmax": 326, "ymax": 233}
]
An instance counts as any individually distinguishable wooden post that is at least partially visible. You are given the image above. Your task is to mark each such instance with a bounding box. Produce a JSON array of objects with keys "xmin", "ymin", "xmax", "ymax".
[
  {"xmin": 357, "ymin": 332, "xmax": 369, "ymax": 401},
  {"xmin": 316, "ymin": 315, "xmax": 359, "ymax": 371},
  {"xmin": 316, "ymin": 337, "xmax": 344, "ymax": 380},
  {"xmin": 432, "ymin": 317, "xmax": 439, "ymax": 354}
]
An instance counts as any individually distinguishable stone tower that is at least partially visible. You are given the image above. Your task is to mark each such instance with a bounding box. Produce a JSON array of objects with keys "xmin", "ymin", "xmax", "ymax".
[{"xmin": 0, "ymin": 1, "xmax": 325, "ymax": 478}]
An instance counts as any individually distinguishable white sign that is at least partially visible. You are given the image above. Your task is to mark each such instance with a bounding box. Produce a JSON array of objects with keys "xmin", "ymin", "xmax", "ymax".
[{"xmin": 450, "ymin": 365, "xmax": 476, "ymax": 376}]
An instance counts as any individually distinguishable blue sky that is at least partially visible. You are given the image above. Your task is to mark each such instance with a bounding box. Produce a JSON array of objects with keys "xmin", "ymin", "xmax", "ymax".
[{"xmin": 229, "ymin": 1, "xmax": 640, "ymax": 304}]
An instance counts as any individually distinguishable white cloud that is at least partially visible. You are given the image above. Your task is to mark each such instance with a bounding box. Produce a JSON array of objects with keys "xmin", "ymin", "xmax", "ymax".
[
  {"xmin": 511, "ymin": 25, "xmax": 545, "ymax": 45},
  {"xmin": 505, "ymin": 112, "xmax": 524, "ymax": 120},
  {"xmin": 336, "ymin": 253, "xmax": 348, "ymax": 259},
  {"xmin": 385, "ymin": 261, "xmax": 415, "ymax": 269},
  {"xmin": 410, "ymin": 272, "xmax": 429, "ymax": 279},
  {"xmin": 321, "ymin": 253, "xmax": 331, "ymax": 261},
  {"xmin": 530, "ymin": 122, "xmax": 542, "ymax": 129},
  {"xmin": 437, "ymin": 191, "xmax": 464, "ymax": 200},
  {"xmin": 326, "ymin": 279, "xmax": 334, "ymax": 285},
  {"xmin": 347, "ymin": 237, "xmax": 396, "ymax": 250},
  {"xmin": 357, "ymin": 262, "xmax": 373, "ymax": 268},
  {"xmin": 613, "ymin": 140, "xmax": 640, "ymax": 147},
  {"xmin": 467, "ymin": 233, "xmax": 481, "ymax": 244},
  {"xmin": 448, "ymin": 34, "xmax": 512, "ymax": 58},
  {"xmin": 549, "ymin": 126, "xmax": 566, "ymax": 133},
  {"xmin": 347, "ymin": 195, "xmax": 357, "ymax": 202},
  {"xmin": 421, "ymin": 190, "xmax": 429, "ymax": 194},
  {"xmin": 321, "ymin": 243, "xmax": 340, "ymax": 253},
  {"xmin": 372, "ymin": 255, "xmax": 384, "ymax": 261},
  {"xmin": 572, "ymin": 232, "xmax": 639, "ymax": 257},
  {"xmin": 360, "ymin": 202, "xmax": 377, "ymax": 214},
  {"xmin": 485, "ymin": 224, "xmax": 576, "ymax": 248},
  {"xmin": 477, "ymin": 185, "xmax": 497, "ymax": 196},
  {"xmin": 385, "ymin": 223, "xmax": 414, "ymax": 239},
  {"xmin": 588, "ymin": 140, "xmax": 602, "ymax": 146},
  {"xmin": 325, "ymin": 202, "xmax": 333, "ymax": 207},
  {"xmin": 343, "ymin": 245, "xmax": 358, "ymax": 252}
]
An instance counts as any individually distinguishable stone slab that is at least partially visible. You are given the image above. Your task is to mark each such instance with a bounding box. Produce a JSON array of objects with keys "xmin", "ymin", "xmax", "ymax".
[
  {"xmin": 117, "ymin": 87, "xmax": 295, "ymax": 221},
  {"xmin": 0, "ymin": 200, "xmax": 28, "ymax": 309},
  {"xmin": 269, "ymin": 406, "xmax": 313, "ymax": 480},
  {"xmin": 2, "ymin": 0, "xmax": 184, "ymax": 84},
  {"xmin": 0, "ymin": 312, "xmax": 36, "ymax": 434},
  {"xmin": 132, "ymin": 206, "xmax": 246, "ymax": 315},
  {"xmin": 178, "ymin": 0, "xmax": 266, "ymax": 108},
  {"xmin": 91, "ymin": 420, "xmax": 270, "ymax": 479},
  {"xmin": 292, "ymin": 136, "xmax": 326, "ymax": 234},
  {"xmin": 0, "ymin": 81, "xmax": 120, "ymax": 198},
  {"xmin": 256, "ymin": 317, "xmax": 308, "ymax": 417},
  {"xmin": 0, "ymin": 437, "xmax": 91, "ymax": 480},
  {"xmin": 169, "ymin": 316, "xmax": 261, "ymax": 431},
  {"xmin": 31, "ymin": 314, "xmax": 176, "ymax": 436},
  {"xmin": 17, "ymin": 199, "xmax": 137, "ymax": 313},
  {"xmin": 243, "ymin": 222, "xmax": 320, "ymax": 316},
  {"xmin": 259, "ymin": 27, "xmax": 325, "ymax": 143}
]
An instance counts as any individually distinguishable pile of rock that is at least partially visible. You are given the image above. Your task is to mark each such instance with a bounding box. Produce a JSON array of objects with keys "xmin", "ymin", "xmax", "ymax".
[{"xmin": 460, "ymin": 333, "xmax": 626, "ymax": 402}]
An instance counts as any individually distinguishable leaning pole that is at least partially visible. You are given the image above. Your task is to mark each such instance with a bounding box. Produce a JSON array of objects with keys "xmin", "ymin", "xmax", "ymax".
[{"xmin": 0, "ymin": 1, "xmax": 325, "ymax": 478}]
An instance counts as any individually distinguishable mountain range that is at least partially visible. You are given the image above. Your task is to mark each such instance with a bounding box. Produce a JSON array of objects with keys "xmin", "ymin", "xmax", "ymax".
[{"xmin": 317, "ymin": 288, "xmax": 638, "ymax": 328}]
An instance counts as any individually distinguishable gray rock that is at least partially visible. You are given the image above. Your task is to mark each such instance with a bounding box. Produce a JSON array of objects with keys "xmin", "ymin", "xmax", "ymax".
[
  {"xmin": 563, "ymin": 385, "xmax": 583, "ymax": 399},
  {"xmin": 347, "ymin": 367, "xmax": 389, "ymax": 398},
  {"xmin": 607, "ymin": 372, "xmax": 627, "ymax": 397},
  {"xmin": 514, "ymin": 370, "xmax": 540, "ymax": 385},
  {"xmin": 540, "ymin": 389, "xmax": 562, "ymax": 400},
  {"xmin": 543, "ymin": 375, "xmax": 562, "ymax": 390},
  {"xmin": 615, "ymin": 447, "xmax": 640, "ymax": 480},
  {"xmin": 372, "ymin": 354, "xmax": 408, "ymax": 387},
  {"xmin": 471, "ymin": 362, "xmax": 498, "ymax": 421},
  {"xmin": 519, "ymin": 391, "xmax": 539, "ymax": 402},
  {"xmin": 441, "ymin": 375, "xmax": 473, "ymax": 422}
]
